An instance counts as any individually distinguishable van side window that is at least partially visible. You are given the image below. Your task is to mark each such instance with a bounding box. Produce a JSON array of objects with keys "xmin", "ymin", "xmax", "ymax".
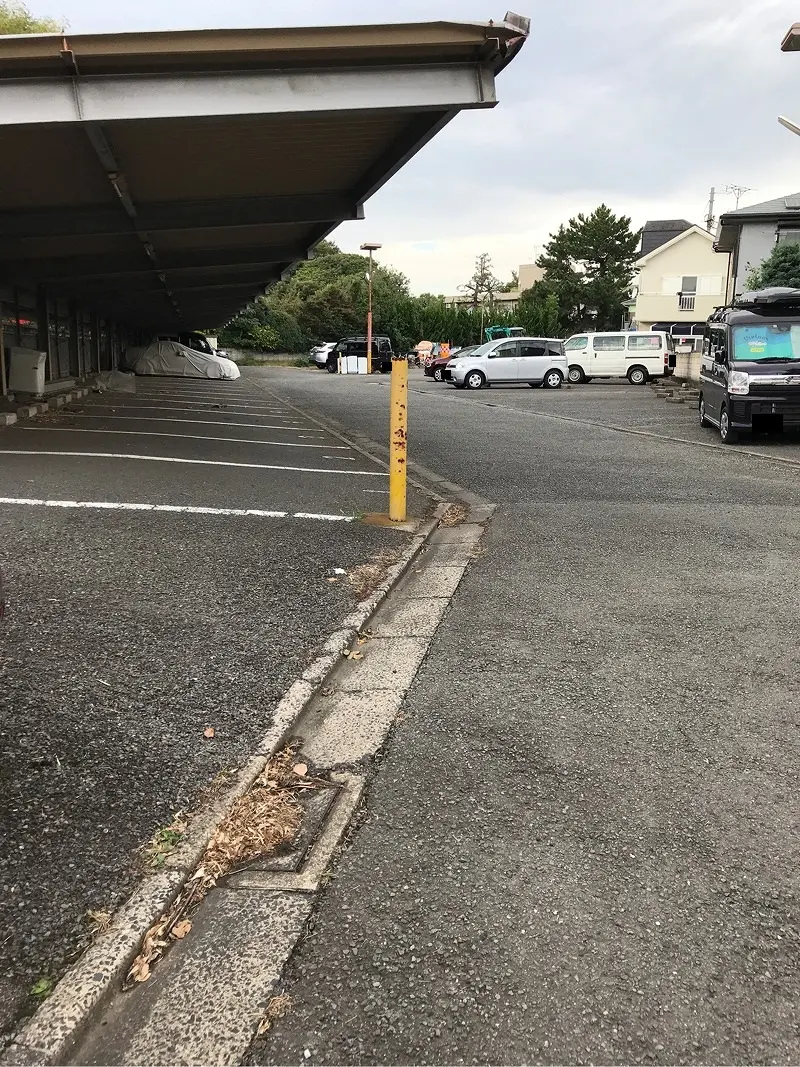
[
  {"xmin": 547, "ymin": 342, "xmax": 563, "ymax": 358},
  {"xmin": 565, "ymin": 336, "xmax": 588, "ymax": 351},
  {"xmin": 627, "ymin": 335, "xmax": 661, "ymax": 350},
  {"xmin": 593, "ymin": 335, "xmax": 626, "ymax": 351},
  {"xmin": 710, "ymin": 328, "xmax": 727, "ymax": 363}
]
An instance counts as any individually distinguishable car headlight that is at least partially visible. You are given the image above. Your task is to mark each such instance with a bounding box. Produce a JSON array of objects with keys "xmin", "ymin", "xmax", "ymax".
[
  {"xmin": 450, "ymin": 362, "xmax": 462, "ymax": 370},
  {"xmin": 728, "ymin": 370, "xmax": 749, "ymax": 395}
]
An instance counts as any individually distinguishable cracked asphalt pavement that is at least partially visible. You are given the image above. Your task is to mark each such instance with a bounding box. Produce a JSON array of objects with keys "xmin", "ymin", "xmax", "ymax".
[
  {"xmin": 0, "ymin": 372, "xmax": 423, "ymax": 1041},
  {"xmin": 247, "ymin": 370, "xmax": 800, "ymax": 1066}
]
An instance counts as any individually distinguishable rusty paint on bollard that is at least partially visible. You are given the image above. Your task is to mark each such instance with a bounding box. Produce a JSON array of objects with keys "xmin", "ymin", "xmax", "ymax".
[{"xmin": 389, "ymin": 356, "xmax": 408, "ymax": 522}]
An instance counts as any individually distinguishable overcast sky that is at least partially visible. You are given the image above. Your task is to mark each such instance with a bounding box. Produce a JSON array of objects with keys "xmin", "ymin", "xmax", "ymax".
[{"xmin": 46, "ymin": 0, "xmax": 800, "ymax": 292}]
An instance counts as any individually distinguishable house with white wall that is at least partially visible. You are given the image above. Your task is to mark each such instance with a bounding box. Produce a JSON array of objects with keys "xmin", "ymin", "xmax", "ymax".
[
  {"xmin": 716, "ymin": 193, "xmax": 800, "ymax": 299},
  {"xmin": 631, "ymin": 221, "xmax": 728, "ymax": 351}
]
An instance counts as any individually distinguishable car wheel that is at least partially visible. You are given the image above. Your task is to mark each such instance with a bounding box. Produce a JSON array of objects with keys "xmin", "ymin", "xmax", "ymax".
[
  {"xmin": 567, "ymin": 365, "xmax": 585, "ymax": 384},
  {"xmin": 433, "ymin": 367, "xmax": 444, "ymax": 382},
  {"xmin": 699, "ymin": 395, "xmax": 711, "ymax": 428},
  {"xmin": 465, "ymin": 370, "xmax": 486, "ymax": 390},
  {"xmin": 542, "ymin": 369, "xmax": 563, "ymax": 389},
  {"xmin": 326, "ymin": 359, "xmax": 337, "ymax": 374},
  {"xmin": 719, "ymin": 405, "xmax": 738, "ymax": 444},
  {"xmin": 627, "ymin": 366, "xmax": 648, "ymax": 385}
]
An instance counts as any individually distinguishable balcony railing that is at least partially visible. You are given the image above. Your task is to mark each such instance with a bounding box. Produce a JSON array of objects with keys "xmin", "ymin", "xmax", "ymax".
[{"xmin": 679, "ymin": 294, "xmax": 696, "ymax": 311}]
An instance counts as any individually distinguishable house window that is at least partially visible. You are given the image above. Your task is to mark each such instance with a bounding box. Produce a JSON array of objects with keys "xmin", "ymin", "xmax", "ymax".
[
  {"xmin": 679, "ymin": 276, "xmax": 697, "ymax": 311},
  {"xmin": 777, "ymin": 229, "xmax": 800, "ymax": 245}
]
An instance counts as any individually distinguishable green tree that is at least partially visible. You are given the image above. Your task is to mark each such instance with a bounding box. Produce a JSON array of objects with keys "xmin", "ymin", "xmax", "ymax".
[
  {"xmin": 0, "ymin": 0, "xmax": 62, "ymax": 31},
  {"xmin": 537, "ymin": 205, "xmax": 640, "ymax": 331},
  {"xmin": 458, "ymin": 252, "xmax": 502, "ymax": 310},
  {"xmin": 746, "ymin": 244, "xmax": 800, "ymax": 290},
  {"xmin": 499, "ymin": 269, "xmax": 519, "ymax": 293}
]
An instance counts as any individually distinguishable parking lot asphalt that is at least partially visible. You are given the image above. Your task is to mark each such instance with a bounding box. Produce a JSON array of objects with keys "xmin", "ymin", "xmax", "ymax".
[
  {"xmin": 247, "ymin": 369, "xmax": 800, "ymax": 1066},
  {"xmin": 0, "ymin": 373, "xmax": 424, "ymax": 1041}
]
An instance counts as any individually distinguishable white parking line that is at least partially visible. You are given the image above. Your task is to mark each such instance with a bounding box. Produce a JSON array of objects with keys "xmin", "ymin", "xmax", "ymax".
[
  {"xmin": 21, "ymin": 427, "xmax": 350, "ymax": 450},
  {"xmin": 0, "ymin": 497, "xmax": 355, "ymax": 521},
  {"xmin": 74, "ymin": 404, "xmax": 303, "ymax": 421},
  {"xmin": 0, "ymin": 450, "xmax": 385, "ymax": 477},
  {"xmin": 40, "ymin": 414, "xmax": 325, "ymax": 434},
  {"xmin": 133, "ymin": 393, "xmax": 287, "ymax": 408},
  {"xmin": 80, "ymin": 400, "xmax": 297, "ymax": 416}
]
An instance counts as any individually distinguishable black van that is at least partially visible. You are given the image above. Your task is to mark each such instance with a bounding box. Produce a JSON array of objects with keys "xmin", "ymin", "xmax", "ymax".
[
  {"xmin": 699, "ymin": 287, "xmax": 800, "ymax": 443},
  {"xmin": 327, "ymin": 335, "xmax": 393, "ymax": 373}
]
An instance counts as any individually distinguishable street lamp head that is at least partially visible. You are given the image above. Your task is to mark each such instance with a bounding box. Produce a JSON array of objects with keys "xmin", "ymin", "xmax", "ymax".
[
  {"xmin": 360, "ymin": 242, "xmax": 382, "ymax": 252},
  {"xmin": 779, "ymin": 115, "xmax": 800, "ymax": 137}
]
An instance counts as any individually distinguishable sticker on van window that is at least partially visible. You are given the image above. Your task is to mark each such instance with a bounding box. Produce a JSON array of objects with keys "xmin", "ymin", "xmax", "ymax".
[{"xmin": 735, "ymin": 327, "xmax": 769, "ymax": 357}]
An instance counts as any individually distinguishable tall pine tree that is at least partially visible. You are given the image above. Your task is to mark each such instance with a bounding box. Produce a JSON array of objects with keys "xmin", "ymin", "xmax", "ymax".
[{"xmin": 536, "ymin": 205, "xmax": 640, "ymax": 332}]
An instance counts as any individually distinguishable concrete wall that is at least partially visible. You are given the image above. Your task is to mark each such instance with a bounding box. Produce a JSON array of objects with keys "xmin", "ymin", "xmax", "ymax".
[
  {"xmin": 635, "ymin": 230, "xmax": 726, "ymax": 326},
  {"xmin": 673, "ymin": 350, "xmax": 702, "ymax": 381}
]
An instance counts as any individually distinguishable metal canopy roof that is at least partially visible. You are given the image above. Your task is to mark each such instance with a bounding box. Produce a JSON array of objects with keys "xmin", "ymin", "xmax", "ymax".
[{"xmin": 0, "ymin": 16, "xmax": 528, "ymax": 332}]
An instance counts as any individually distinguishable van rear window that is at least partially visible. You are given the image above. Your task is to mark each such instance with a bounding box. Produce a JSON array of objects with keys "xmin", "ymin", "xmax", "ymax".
[{"xmin": 627, "ymin": 335, "xmax": 662, "ymax": 350}]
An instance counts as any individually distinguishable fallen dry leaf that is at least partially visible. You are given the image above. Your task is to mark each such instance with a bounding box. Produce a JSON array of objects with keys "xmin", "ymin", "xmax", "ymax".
[
  {"xmin": 292, "ymin": 763, "xmax": 308, "ymax": 777},
  {"xmin": 256, "ymin": 993, "xmax": 293, "ymax": 1036},
  {"xmin": 171, "ymin": 920, "xmax": 192, "ymax": 940},
  {"xmin": 129, "ymin": 957, "xmax": 151, "ymax": 983},
  {"xmin": 349, "ymin": 650, "xmax": 364, "ymax": 661},
  {"xmin": 203, "ymin": 726, "xmax": 216, "ymax": 739}
]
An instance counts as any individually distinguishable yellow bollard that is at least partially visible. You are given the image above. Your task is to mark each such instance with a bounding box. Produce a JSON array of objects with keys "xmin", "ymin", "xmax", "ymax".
[{"xmin": 389, "ymin": 355, "xmax": 408, "ymax": 522}]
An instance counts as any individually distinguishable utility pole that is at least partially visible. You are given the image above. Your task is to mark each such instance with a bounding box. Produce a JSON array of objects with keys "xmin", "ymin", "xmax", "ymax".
[
  {"xmin": 360, "ymin": 241, "xmax": 381, "ymax": 374},
  {"xmin": 705, "ymin": 187, "xmax": 716, "ymax": 232}
]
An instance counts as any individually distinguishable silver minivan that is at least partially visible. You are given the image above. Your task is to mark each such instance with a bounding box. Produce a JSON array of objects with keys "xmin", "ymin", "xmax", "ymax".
[{"xmin": 448, "ymin": 337, "xmax": 567, "ymax": 390}]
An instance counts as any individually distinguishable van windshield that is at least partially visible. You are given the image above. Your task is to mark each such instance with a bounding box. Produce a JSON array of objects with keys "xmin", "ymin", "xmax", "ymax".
[{"xmin": 733, "ymin": 323, "xmax": 800, "ymax": 362}]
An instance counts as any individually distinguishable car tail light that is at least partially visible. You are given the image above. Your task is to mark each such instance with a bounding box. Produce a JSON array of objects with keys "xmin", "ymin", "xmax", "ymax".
[{"xmin": 664, "ymin": 353, "xmax": 669, "ymax": 364}]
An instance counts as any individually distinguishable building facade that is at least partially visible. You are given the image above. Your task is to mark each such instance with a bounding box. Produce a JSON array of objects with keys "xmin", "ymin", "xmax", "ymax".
[
  {"xmin": 716, "ymin": 193, "xmax": 800, "ymax": 300},
  {"xmin": 631, "ymin": 223, "xmax": 728, "ymax": 351}
]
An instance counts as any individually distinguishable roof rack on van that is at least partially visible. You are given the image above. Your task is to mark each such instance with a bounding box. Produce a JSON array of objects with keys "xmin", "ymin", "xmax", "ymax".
[{"xmin": 734, "ymin": 287, "xmax": 800, "ymax": 308}]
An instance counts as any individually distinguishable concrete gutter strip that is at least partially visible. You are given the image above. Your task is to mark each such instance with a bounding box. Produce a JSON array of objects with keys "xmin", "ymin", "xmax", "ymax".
[
  {"xmin": 62, "ymin": 501, "xmax": 495, "ymax": 1067},
  {"xmin": 1, "ymin": 503, "xmax": 449, "ymax": 1066}
]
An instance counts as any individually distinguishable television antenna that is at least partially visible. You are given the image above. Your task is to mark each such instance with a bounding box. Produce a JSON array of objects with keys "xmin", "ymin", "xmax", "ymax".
[{"xmin": 722, "ymin": 184, "xmax": 754, "ymax": 209}]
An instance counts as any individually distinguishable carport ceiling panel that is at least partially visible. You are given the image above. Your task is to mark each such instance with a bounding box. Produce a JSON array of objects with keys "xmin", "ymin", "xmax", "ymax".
[
  {"xmin": 151, "ymin": 221, "xmax": 313, "ymax": 253},
  {"xmin": 109, "ymin": 113, "xmax": 411, "ymax": 202},
  {"xmin": 0, "ymin": 126, "xmax": 117, "ymax": 208}
]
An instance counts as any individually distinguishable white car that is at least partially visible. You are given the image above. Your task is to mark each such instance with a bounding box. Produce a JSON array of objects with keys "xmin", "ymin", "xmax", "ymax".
[
  {"xmin": 449, "ymin": 337, "xmax": 567, "ymax": 390},
  {"xmin": 124, "ymin": 340, "xmax": 240, "ymax": 380},
  {"xmin": 310, "ymin": 342, "xmax": 337, "ymax": 369}
]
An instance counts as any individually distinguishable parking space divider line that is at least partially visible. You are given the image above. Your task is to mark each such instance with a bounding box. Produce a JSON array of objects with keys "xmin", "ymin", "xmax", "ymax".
[
  {"xmin": 20, "ymin": 427, "xmax": 350, "ymax": 450},
  {"xmin": 0, "ymin": 449, "xmax": 385, "ymax": 477},
  {"xmin": 38, "ymin": 414, "xmax": 325, "ymax": 434}
]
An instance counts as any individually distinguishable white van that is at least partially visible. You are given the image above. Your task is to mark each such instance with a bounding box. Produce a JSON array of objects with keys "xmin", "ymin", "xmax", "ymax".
[{"xmin": 564, "ymin": 332, "xmax": 674, "ymax": 385}]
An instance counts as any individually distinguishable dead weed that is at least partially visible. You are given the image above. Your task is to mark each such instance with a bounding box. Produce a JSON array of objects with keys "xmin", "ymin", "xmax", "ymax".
[
  {"xmin": 348, "ymin": 551, "xmax": 398, "ymax": 598},
  {"xmin": 439, "ymin": 503, "xmax": 468, "ymax": 527},
  {"xmin": 126, "ymin": 747, "xmax": 321, "ymax": 986},
  {"xmin": 256, "ymin": 993, "xmax": 293, "ymax": 1036}
]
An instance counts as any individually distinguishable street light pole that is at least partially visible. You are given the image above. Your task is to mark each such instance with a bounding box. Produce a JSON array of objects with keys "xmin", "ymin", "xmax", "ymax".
[{"xmin": 360, "ymin": 241, "xmax": 381, "ymax": 375}]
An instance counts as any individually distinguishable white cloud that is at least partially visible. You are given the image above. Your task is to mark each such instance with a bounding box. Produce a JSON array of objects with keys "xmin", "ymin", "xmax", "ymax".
[{"xmin": 49, "ymin": 0, "xmax": 800, "ymax": 294}]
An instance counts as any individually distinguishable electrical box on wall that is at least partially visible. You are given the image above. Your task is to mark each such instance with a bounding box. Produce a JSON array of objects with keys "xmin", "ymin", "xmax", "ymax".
[{"xmin": 8, "ymin": 348, "xmax": 47, "ymax": 396}]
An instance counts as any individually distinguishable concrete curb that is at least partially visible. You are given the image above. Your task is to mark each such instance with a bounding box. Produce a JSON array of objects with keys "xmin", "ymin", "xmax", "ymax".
[
  {"xmin": 0, "ymin": 388, "xmax": 91, "ymax": 430},
  {"xmin": 2, "ymin": 487, "xmax": 453, "ymax": 1066}
]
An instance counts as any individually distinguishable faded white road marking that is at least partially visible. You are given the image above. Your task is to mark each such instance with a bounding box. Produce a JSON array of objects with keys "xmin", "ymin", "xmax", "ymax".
[
  {"xmin": 0, "ymin": 497, "xmax": 355, "ymax": 521},
  {"xmin": 39, "ymin": 414, "xmax": 325, "ymax": 434},
  {"xmin": 22, "ymin": 427, "xmax": 350, "ymax": 450},
  {"xmin": 133, "ymin": 393, "xmax": 287, "ymax": 408},
  {"xmin": 80, "ymin": 402, "xmax": 301, "ymax": 419},
  {"xmin": 0, "ymin": 450, "xmax": 384, "ymax": 477}
]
